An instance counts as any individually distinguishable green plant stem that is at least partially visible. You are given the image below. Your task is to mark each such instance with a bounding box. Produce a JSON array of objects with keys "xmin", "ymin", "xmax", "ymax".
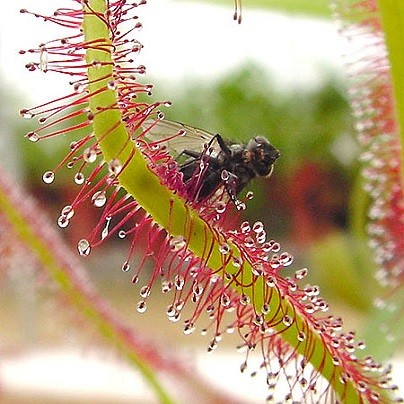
[
  {"xmin": 82, "ymin": 0, "xmax": 372, "ymax": 401},
  {"xmin": 377, "ymin": 0, "xmax": 404, "ymax": 188}
]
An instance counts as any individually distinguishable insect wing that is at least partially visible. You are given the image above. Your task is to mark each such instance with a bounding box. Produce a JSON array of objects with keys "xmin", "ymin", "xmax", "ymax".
[{"xmin": 142, "ymin": 119, "xmax": 219, "ymax": 156}]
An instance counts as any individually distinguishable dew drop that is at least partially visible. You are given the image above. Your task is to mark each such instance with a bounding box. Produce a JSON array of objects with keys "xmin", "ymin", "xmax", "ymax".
[
  {"xmin": 357, "ymin": 341, "xmax": 366, "ymax": 350},
  {"xmin": 270, "ymin": 257, "xmax": 281, "ymax": 270},
  {"xmin": 174, "ymin": 274, "xmax": 185, "ymax": 290},
  {"xmin": 220, "ymin": 293, "xmax": 231, "ymax": 307},
  {"xmin": 252, "ymin": 221, "xmax": 264, "ymax": 233},
  {"xmin": 219, "ymin": 243, "xmax": 230, "ymax": 255},
  {"xmin": 140, "ymin": 285, "xmax": 151, "ymax": 298},
  {"xmin": 25, "ymin": 62, "xmax": 37, "ymax": 72},
  {"xmin": 297, "ymin": 331, "xmax": 306, "ymax": 341},
  {"xmin": 232, "ymin": 256, "xmax": 243, "ymax": 268},
  {"xmin": 73, "ymin": 82, "xmax": 85, "ymax": 93},
  {"xmin": 57, "ymin": 216, "xmax": 69, "ymax": 228},
  {"xmin": 131, "ymin": 40, "xmax": 143, "ymax": 54},
  {"xmin": 240, "ymin": 221, "xmax": 251, "ymax": 233},
  {"xmin": 26, "ymin": 131, "xmax": 39, "ymax": 142},
  {"xmin": 295, "ymin": 267, "xmax": 308, "ymax": 280},
  {"xmin": 74, "ymin": 172, "xmax": 85, "ymax": 185},
  {"xmin": 121, "ymin": 261, "xmax": 130, "ymax": 272},
  {"xmin": 169, "ymin": 236, "xmax": 186, "ymax": 251},
  {"xmin": 77, "ymin": 239, "xmax": 91, "ymax": 256},
  {"xmin": 136, "ymin": 300, "xmax": 147, "ymax": 313},
  {"xmin": 236, "ymin": 201, "xmax": 246, "ymax": 211},
  {"xmin": 251, "ymin": 263, "xmax": 264, "ymax": 276},
  {"xmin": 209, "ymin": 275, "xmax": 219, "ymax": 284},
  {"xmin": 192, "ymin": 282, "xmax": 203, "ymax": 295},
  {"xmin": 162, "ymin": 280, "xmax": 173, "ymax": 293},
  {"xmin": 236, "ymin": 343, "xmax": 248, "ymax": 354},
  {"xmin": 271, "ymin": 241, "xmax": 281, "ymax": 253},
  {"xmin": 261, "ymin": 303, "xmax": 270, "ymax": 315},
  {"xmin": 61, "ymin": 205, "xmax": 75, "ymax": 219},
  {"xmin": 221, "ymin": 170, "xmax": 229, "ymax": 181},
  {"xmin": 166, "ymin": 304, "xmax": 176, "ymax": 318},
  {"xmin": 70, "ymin": 141, "xmax": 78, "ymax": 151},
  {"xmin": 20, "ymin": 108, "xmax": 34, "ymax": 119},
  {"xmin": 256, "ymin": 231, "xmax": 266, "ymax": 244},
  {"xmin": 92, "ymin": 190, "xmax": 107, "ymax": 207},
  {"xmin": 83, "ymin": 147, "xmax": 97, "ymax": 163},
  {"xmin": 207, "ymin": 338, "xmax": 218, "ymax": 352},
  {"xmin": 107, "ymin": 80, "xmax": 117, "ymax": 90},
  {"xmin": 279, "ymin": 252, "xmax": 294, "ymax": 267},
  {"xmin": 175, "ymin": 300, "xmax": 184, "ymax": 311},
  {"xmin": 283, "ymin": 315, "xmax": 293, "ymax": 327},
  {"xmin": 215, "ymin": 202, "xmax": 226, "ymax": 214},
  {"xmin": 108, "ymin": 158, "xmax": 122, "ymax": 176},
  {"xmin": 169, "ymin": 312, "xmax": 181, "ymax": 322},
  {"xmin": 42, "ymin": 170, "xmax": 55, "ymax": 184},
  {"xmin": 101, "ymin": 217, "xmax": 111, "ymax": 240},
  {"xmin": 240, "ymin": 294, "xmax": 250, "ymax": 306},
  {"xmin": 262, "ymin": 241, "xmax": 274, "ymax": 252},
  {"xmin": 118, "ymin": 230, "xmax": 126, "ymax": 239},
  {"xmin": 183, "ymin": 322, "xmax": 195, "ymax": 335},
  {"xmin": 266, "ymin": 276, "xmax": 277, "ymax": 288}
]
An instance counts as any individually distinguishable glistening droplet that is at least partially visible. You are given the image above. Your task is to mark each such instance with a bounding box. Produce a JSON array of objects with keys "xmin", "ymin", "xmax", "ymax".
[
  {"xmin": 83, "ymin": 148, "xmax": 97, "ymax": 163},
  {"xmin": 136, "ymin": 300, "xmax": 147, "ymax": 313},
  {"xmin": 42, "ymin": 171, "xmax": 55, "ymax": 184},
  {"xmin": 92, "ymin": 191, "xmax": 107, "ymax": 207},
  {"xmin": 122, "ymin": 261, "xmax": 130, "ymax": 272},
  {"xmin": 108, "ymin": 158, "xmax": 122, "ymax": 176},
  {"xmin": 20, "ymin": 109, "xmax": 34, "ymax": 119},
  {"xmin": 61, "ymin": 205, "xmax": 75, "ymax": 219},
  {"xmin": 26, "ymin": 131, "xmax": 39, "ymax": 142},
  {"xmin": 74, "ymin": 172, "xmax": 85, "ymax": 185},
  {"xmin": 77, "ymin": 239, "xmax": 91, "ymax": 256}
]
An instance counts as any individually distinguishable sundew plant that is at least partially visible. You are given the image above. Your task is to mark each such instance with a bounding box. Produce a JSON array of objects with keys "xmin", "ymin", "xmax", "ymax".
[{"xmin": 0, "ymin": 0, "xmax": 402, "ymax": 402}]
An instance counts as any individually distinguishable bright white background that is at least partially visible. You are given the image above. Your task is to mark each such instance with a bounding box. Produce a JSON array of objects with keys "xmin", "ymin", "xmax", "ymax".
[{"xmin": 1, "ymin": 0, "xmax": 346, "ymax": 105}]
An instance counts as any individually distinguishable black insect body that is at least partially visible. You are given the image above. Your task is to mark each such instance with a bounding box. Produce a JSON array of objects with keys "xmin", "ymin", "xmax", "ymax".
[{"xmin": 143, "ymin": 119, "xmax": 280, "ymax": 203}]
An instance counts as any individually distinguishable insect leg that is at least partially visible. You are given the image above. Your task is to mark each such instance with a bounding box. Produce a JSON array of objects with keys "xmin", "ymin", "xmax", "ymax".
[{"xmin": 209, "ymin": 134, "xmax": 232, "ymax": 155}]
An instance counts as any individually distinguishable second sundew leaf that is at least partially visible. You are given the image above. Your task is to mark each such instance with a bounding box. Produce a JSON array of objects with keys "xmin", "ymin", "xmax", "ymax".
[
  {"xmin": 377, "ymin": 0, "xmax": 404, "ymax": 186},
  {"xmin": 23, "ymin": 0, "xmax": 399, "ymax": 402}
]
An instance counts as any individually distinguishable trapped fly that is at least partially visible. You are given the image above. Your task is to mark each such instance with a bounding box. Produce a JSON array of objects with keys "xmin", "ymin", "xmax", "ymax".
[{"xmin": 142, "ymin": 119, "xmax": 280, "ymax": 203}]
